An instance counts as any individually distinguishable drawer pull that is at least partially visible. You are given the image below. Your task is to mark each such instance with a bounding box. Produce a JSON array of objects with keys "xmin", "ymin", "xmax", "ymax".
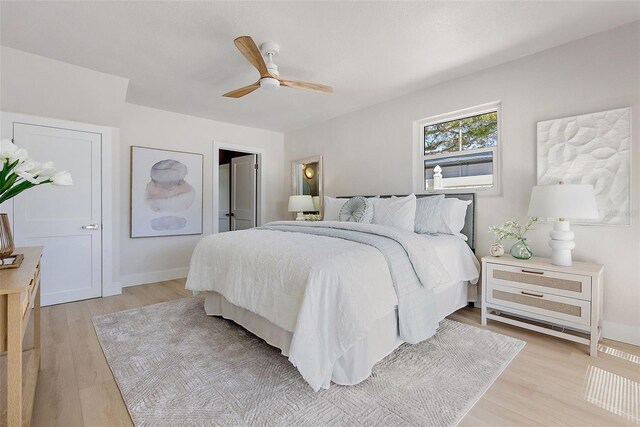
[
  {"xmin": 521, "ymin": 269, "xmax": 544, "ymax": 275},
  {"xmin": 521, "ymin": 291, "xmax": 544, "ymax": 298}
]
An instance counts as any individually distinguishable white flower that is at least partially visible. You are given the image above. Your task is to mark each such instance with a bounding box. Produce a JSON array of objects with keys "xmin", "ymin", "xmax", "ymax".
[
  {"xmin": 12, "ymin": 148, "xmax": 29, "ymax": 164},
  {"xmin": 0, "ymin": 139, "xmax": 17, "ymax": 161},
  {"xmin": 50, "ymin": 171, "xmax": 72, "ymax": 186},
  {"xmin": 29, "ymin": 161, "xmax": 57, "ymax": 180},
  {"xmin": 9, "ymin": 159, "xmax": 59, "ymax": 185},
  {"xmin": 14, "ymin": 159, "xmax": 36, "ymax": 173},
  {"xmin": 0, "ymin": 140, "xmax": 28, "ymax": 164},
  {"xmin": 14, "ymin": 159, "xmax": 41, "ymax": 184}
]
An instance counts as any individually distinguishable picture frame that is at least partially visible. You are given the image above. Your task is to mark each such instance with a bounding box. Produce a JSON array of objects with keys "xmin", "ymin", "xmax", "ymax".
[{"xmin": 130, "ymin": 146, "xmax": 204, "ymax": 237}]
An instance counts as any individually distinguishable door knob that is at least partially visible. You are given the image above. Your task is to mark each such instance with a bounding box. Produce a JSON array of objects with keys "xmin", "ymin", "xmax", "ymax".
[{"xmin": 82, "ymin": 223, "xmax": 100, "ymax": 230}]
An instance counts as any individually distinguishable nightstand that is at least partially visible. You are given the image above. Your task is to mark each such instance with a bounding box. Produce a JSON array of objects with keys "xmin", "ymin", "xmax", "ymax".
[{"xmin": 481, "ymin": 254, "xmax": 603, "ymax": 356}]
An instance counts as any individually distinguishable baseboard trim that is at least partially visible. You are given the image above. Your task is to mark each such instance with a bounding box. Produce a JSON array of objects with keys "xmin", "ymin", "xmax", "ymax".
[
  {"xmin": 103, "ymin": 281, "xmax": 123, "ymax": 297},
  {"xmin": 603, "ymin": 321, "xmax": 640, "ymax": 346},
  {"xmin": 120, "ymin": 268, "xmax": 189, "ymax": 288}
]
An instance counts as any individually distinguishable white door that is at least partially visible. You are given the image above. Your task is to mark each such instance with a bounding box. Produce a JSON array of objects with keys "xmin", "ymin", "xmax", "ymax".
[
  {"xmin": 13, "ymin": 123, "xmax": 102, "ymax": 306},
  {"xmin": 231, "ymin": 154, "xmax": 257, "ymax": 231},
  {"xmin": 218, "ymin": 163, "xmax": 230, "ymax": 232}
]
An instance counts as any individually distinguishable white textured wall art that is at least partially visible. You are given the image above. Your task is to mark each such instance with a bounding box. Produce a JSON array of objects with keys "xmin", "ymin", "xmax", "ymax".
[{"xmin": 537, "ymin": 107, "xmax": 631, "ymax": 225}]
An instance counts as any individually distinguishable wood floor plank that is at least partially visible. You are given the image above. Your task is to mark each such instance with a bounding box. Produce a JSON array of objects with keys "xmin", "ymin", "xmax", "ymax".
[
  {"xmin": 78, "ymin": 379, "xmax": 133, "ymax": 427},
  {"xmin": 39, "ymin": 304, "xmax": 69, "ymax": 348},
  {"xmin": 28, "ymin": 282, "xmax": 640, "ymax": 427},
  {"xmin": 31, "ymin": 341, "xmax": 84, "ymax": 427}
]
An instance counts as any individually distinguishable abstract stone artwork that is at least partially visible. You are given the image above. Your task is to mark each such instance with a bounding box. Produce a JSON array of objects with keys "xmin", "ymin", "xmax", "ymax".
[
  {"xmin": 145, "ymin": 159, "xmax": 196, "ymax": 231},
  {"xmin": 131, "ymin": 147, "xmax": 203, "ymax": 237},
  {"xmin": 537, "ymin": 107, "xmax": 631, "ymax": 225}
]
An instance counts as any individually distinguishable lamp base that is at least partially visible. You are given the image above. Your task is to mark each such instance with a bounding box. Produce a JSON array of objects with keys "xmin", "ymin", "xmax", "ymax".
[
  {"xmin": 549, "ymin": 220, "xmax": 575, "ymax": 266},
  {"xmin": 295, "ymin": 212, "xmax": 305, "ymax": 221}
]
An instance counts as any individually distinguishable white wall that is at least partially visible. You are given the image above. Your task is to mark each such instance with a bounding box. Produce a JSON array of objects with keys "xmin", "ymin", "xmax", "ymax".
[
  {"xmin": 285, "ymin": 22, "xmax": 640, "ymax": 345},
  {"xmin": 118, "ymin": 104, "xmax": 284, "ymax": 285},
  {"xmin": 0, "ymin": 47, "xmax": 286, "ymax": 290},
  {"xmin": 0, "ymin": 47, "xmax": 129, "ymax": 127}
]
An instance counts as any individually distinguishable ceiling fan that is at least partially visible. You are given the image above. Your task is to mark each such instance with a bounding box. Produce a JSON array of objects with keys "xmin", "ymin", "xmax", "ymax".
[{"xmin": 223, "ymin": 36, "xmax": 333, "ymax": 98}]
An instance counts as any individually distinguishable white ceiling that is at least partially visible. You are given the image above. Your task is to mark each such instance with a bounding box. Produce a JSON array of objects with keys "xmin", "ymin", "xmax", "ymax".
[{"xmin": 1, "ymin": 1, "xmax": 639, "ymax": 132}]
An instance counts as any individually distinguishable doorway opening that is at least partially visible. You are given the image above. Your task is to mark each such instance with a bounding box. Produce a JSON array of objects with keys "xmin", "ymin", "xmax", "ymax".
[{"xmin": 217, "ymin": 148, "xmax": 261, "ymax": 233}]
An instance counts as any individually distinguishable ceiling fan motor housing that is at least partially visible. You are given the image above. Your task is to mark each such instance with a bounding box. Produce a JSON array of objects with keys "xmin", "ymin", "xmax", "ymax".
[{"xmin": 259, "ymin": 41, "xmax": 280, "ymax": 90}]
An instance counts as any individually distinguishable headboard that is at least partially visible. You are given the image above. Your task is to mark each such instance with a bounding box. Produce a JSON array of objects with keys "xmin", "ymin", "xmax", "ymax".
[{"xmin": 339, "ymin": 193, "xmax": 476, "ymax": 251}]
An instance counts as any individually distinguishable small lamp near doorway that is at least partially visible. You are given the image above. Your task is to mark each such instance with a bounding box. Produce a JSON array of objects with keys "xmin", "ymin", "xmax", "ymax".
[{"xmin": 288, "ymin": 195, "xmax": 315, "ymax": 221}]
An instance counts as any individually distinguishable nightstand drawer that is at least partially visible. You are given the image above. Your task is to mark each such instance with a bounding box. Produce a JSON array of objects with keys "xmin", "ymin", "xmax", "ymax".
[
  {"xmin": 487, "ymin": 283, "xmax": 591, "ymax": 326},
  {"xmin": 486, "ymin": 263, "xmax": 591, "ymax": 300}
]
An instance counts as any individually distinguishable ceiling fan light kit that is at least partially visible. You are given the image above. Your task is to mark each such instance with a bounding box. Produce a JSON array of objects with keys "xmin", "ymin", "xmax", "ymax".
[
  {"xmin": 260, "ymin": 77, "xmax": 280, "ymax": 91},
  {"xmin": 223, "ymin": 36, "xmax": 333, "ymax": 98}
]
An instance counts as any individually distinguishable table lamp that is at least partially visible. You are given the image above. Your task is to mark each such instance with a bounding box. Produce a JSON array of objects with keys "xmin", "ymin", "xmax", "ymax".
[
  {"xmin": 527, "ymin": 183, "xmax": 599, "ymax": 266},
  {"xmin": 288, "ymin": 195, "xmax": 315, "ymax": 221}
]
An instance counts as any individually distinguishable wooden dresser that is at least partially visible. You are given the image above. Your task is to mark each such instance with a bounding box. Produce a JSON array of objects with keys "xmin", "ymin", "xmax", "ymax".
[{"xmin": 0, "ymin": 247, "xmax": 43, "ymax": 427}]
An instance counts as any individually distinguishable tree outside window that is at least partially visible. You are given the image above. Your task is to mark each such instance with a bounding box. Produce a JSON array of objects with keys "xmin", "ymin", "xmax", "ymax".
[{"xmin": 422, "ymin": 109, "xmax": 498, "ymax": 190}]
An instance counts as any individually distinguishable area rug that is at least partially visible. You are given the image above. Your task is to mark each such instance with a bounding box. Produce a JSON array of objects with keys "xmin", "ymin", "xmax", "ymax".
[{"xmin": 93, "ymin": 297, "xmax": 525, "ymax": 427}]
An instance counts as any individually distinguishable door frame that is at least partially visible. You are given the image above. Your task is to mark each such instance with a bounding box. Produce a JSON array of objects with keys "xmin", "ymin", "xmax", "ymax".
[
  {"xmin": 212, "ymin": 141, "xmax": 265, "ymax": 234},
  {"xmin": 0, "ymin": 111, "xmax": 119, "ymax": 297}
]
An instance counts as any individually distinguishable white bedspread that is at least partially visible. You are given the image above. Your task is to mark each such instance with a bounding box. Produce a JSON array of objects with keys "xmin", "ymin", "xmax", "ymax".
[
  {"xmin": 186, "ymin": 221, "xmax": 478, "ymax": 391},
  {"xmin": 419, "ymin": 234, "xmax": 481, "ymax": 285}
]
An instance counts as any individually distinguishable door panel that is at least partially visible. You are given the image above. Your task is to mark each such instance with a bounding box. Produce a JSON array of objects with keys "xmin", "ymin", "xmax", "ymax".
[
  {"xmin": 218, "ymin": 164, "xmax": 230, "ymax": 233},
  {"xmin": 12, "ymin": 123, "xmax": 102, "ymax": 306},
  {"xmin": 231, "ymin": 154, "xmax": 256, "ymax": 231}
]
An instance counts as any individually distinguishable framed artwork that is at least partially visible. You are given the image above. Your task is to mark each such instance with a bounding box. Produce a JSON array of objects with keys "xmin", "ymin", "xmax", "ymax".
[
  {"xmin": 537, "ymin": 107, "xmax": 631, "ymax": 225},
  {"xmin": 131, "ymin": 146, "xmax": 203, "ymax": 237}
]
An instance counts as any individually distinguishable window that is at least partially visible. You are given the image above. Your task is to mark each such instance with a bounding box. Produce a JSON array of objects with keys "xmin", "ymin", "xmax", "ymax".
[{"xmin": 419, "ymin": 105, "xmax": 499, "ymax": 191}]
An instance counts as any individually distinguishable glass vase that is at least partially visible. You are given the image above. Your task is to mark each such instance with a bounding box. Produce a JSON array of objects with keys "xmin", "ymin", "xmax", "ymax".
[
  {"xmin": 510, "ymin": 238, "xmax": 532, "ymax": 260},
  {"xmin": 0, "ymin": 213, "xmax": 15, "ymax": 259}
]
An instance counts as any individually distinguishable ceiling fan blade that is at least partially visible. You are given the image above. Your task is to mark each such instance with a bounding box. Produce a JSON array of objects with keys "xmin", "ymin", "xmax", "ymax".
[
  {"xmin": 278, "ymin": 78, "xmax": 333, "ymax": 94},
  {"xmin": 234, "ymin": 36, "xmax": 270, "ymax": 78},
  {"xmin": 223, "ymin": 81, "xmax": 260, "ymax": 98}
]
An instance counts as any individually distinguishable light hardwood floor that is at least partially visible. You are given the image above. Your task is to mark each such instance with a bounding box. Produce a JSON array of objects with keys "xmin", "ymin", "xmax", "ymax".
[{"xmin": 27, "ymin": 279, "xmax": 639, "ymax": 427}]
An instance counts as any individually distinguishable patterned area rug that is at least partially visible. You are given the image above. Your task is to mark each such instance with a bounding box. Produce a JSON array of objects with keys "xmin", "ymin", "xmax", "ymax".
[{"xmin": 93, "ymin": 297, "xmax": 524, "ymax": 427}]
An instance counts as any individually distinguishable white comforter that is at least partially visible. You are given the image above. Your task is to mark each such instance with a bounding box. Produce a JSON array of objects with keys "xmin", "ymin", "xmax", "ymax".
[{"xmin": 186, "ymin": 221, "xmax": 478, "ymax": 390}]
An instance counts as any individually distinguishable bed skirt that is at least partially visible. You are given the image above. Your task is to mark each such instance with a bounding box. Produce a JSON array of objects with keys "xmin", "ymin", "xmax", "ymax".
[{"xmin": 201, "ymin": 280, "xmax": 472, "ymax": 387}]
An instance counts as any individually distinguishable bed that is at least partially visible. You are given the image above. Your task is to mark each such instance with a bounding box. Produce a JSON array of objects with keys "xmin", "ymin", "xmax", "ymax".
[{"xmin": 186, "ymin": 194, "xmax": 480, "ymax": 391}]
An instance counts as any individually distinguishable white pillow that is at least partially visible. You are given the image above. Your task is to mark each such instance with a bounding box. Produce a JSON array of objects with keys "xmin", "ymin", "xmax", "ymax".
[
  {"xmin": 323, "ymin": 196, "xmax": 347, "ymax": 221},
  {"xmin": 370, "ymin": 194, "xmax": 417, "ymax": 232},
  {"xmin": 439, "ymin": 197, "xmax": 472, "ymax": 240},
  {"xmin": 414, "ymin": 194, "xmax": 445, "ymax": 234}
]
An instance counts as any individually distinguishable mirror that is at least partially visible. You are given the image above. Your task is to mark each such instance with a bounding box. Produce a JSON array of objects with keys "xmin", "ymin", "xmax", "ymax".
[{"xmin": 291, "ymin": 156, "xmax": 323, "ymax": 214}]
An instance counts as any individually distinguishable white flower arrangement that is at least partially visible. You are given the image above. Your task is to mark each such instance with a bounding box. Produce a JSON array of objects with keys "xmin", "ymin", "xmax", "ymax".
[
  {"xmin": 489, "ymin": 217, "xmax": 539, "ymax": 243},
  {"xmin": 0, "ymin": 139, "xmax": 72, "ymax": 204}
]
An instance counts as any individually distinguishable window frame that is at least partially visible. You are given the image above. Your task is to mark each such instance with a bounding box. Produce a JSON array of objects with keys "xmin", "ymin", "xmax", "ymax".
[{"xmin": 413, "ymin": 101, "xmax": 502, "ymax": 195}]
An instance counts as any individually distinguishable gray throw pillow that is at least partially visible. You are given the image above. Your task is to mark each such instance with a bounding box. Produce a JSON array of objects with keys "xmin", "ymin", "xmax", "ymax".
[
  {"xmin": 339, "ymin": 196, "xmax": 374, "ymax": 223},
  {"xmin": 414, "ymin": 194, "xmax": 445, "ymax": 234}
]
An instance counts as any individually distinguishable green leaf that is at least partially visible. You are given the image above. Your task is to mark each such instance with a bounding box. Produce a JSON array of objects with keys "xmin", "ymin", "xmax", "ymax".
[
  {"xmin": 0, "ymin": 173, "xmax": 18, "ymax": 196},
  {"xmin": 2, "ymin": 160, "xmax": 20, "ymax": 178},
  {"xmin": 0, "ymin": 180, "xmax": 37, "ymax": 204}
]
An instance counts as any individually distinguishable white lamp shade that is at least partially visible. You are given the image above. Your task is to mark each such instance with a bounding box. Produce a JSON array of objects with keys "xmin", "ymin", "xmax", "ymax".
[
  {"xmin": 288, "ymin": 195, "xmax": 315, "ymax": 212},
  {"xmin": 528, "ymin": 184, "xmax": 599, "ymax": 219},
  {"xmin": 312, "ymin": 196, "xmax": 320, "ymax": 211}
]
